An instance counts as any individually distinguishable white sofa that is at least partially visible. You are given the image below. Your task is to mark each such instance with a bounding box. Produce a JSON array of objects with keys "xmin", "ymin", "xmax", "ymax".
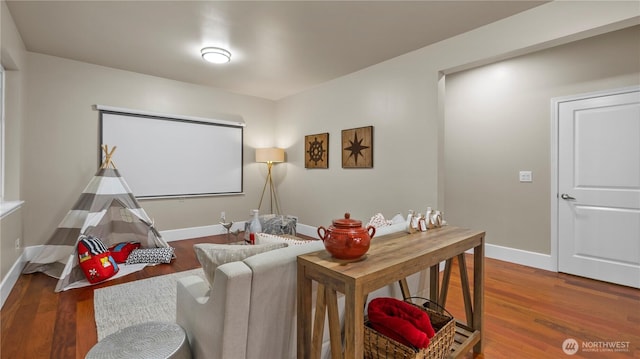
[{"xmin": 176, "ymin": 237, "xmax": 427, "ymax": 359}]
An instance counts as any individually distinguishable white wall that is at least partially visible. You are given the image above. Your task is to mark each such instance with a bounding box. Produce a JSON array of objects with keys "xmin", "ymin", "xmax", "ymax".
[
  {"xmin": 276, "ymin": 49, "xmax": 439, "ymax": 227},
  {"xmin": 21, "ymin": 53, "xmax": 277, "ymax": 247},
  {"xmin": 275, "ymin": 0, "xmax": 640, "ymax": 238},
  {"xmin": 1, "ymin": 0, "xmax": 27, "ymax": 283},
  {"xmin": 445, "ymin": 26, "xmax": 640, "ymax": 255}
]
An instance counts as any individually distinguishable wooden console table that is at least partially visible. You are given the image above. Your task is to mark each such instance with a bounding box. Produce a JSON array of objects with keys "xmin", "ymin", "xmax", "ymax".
[{"xmin": 296, "ymin": 226, "xmax": 485, "ymax": 359}]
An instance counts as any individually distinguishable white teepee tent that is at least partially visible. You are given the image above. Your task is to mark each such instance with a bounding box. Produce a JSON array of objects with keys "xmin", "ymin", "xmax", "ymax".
[{"xmin": 22, "ymin": 146, "xmax": 171, "ymax": 292}]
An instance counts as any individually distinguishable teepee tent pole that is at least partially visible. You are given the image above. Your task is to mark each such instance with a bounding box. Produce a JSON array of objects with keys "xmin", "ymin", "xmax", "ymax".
[{"xmin": 100, "ymin": 144, "xmax": 117, "ymax": 169}]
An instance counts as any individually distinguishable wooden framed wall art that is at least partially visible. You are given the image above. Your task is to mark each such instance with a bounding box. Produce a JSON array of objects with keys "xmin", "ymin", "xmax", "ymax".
[
  {"xmin": 342, "ymin": 126, "xmax": 373, "ymax": 168},
  {"xmin": 305, "ymin": 133, "xmax": 329, "ymax": 168}
]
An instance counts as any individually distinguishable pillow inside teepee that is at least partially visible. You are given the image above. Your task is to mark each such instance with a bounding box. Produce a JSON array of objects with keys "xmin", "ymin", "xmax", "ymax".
[{"xmin": 77, "ymin": 235, "xmax": 119, "ymax": 284}]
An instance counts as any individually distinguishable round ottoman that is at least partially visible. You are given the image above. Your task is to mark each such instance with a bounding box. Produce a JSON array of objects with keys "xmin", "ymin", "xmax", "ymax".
[{"xmin": 86, "ymin": 321, "xmax": 191, "ymax": 359}]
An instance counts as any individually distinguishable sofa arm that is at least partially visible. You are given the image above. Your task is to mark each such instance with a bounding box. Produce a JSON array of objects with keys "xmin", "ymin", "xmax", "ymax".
[
  {"xmin": 177, "ymin": 275, "xmax": 210, "ymax": 304},
  {"xmin": 176, "ymin": 261, "xmax": 253, "ymax": 359}
]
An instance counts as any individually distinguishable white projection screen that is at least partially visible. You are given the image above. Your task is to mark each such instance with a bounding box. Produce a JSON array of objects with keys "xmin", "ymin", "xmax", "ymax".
[{"xmin": 99, "ymin": 109, "xmax": 244, "ymax": 198}]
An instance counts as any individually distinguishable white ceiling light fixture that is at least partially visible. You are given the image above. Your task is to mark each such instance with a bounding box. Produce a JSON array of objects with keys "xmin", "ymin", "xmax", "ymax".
[{"xmin": 201, "ymin": 47, "xmax": 231, "ymax": 64}]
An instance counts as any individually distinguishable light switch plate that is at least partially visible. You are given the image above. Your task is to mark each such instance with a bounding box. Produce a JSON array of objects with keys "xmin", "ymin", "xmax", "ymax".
[{"xmin": 519, "ymin": 171, "xmax": 532, "ymax": 182}]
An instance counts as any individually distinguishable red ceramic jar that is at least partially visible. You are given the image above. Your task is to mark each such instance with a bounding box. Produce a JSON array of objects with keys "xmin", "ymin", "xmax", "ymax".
[{"xmin": 317, "ymin": 213, "xmax": 376, "ymax": 260}]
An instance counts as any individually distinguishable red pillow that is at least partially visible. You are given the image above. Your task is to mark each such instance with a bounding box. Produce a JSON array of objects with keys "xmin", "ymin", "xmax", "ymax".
[
  {"xmin": 109, "ymin": 241, "xmax": 141, "ymax": 263},
  {"xmin": 78, "ymin": 235, "xmax": 119, "ymax": 283},
  {"xmin": 367, "ymin": 298, "xmax": 435, "ymax": 349}
]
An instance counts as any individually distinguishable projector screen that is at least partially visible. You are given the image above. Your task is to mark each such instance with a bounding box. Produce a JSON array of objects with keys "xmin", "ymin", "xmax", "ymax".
[{"xmin": 99, "ymin": 108, "xmax": 244, "ymax": 198}]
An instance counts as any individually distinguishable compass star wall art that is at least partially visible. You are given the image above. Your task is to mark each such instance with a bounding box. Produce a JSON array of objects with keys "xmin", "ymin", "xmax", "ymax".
[
  {"xmin": 342, "ymin": 126, "xmax": 373, "ymax": 168},
  {"xmin": 305, "ymin": 133, "xmax": 329, "ymax": 168}
]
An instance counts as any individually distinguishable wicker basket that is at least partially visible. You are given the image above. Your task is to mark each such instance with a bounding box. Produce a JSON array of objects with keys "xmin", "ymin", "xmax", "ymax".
[{"xmin": 364, "ymin": 298, "xmax": 455, "ymax": 359}]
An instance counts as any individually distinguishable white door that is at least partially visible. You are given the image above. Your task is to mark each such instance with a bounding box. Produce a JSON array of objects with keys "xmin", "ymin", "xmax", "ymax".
[{"xmin": 557, "ymin": 88, "xmax": 640, "ymax": 289}]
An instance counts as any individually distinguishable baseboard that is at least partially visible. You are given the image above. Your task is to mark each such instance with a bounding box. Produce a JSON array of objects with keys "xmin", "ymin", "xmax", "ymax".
[
  {"xmin": 0, "ymin": 245, "xmax": 41, "ymax": 310},
  {"xmin": 294, "ymin": 223, "xmax": 320, "ymax": 239},
  {"xmin": 159, "ymin": 222, "xmax": 247, "ymax": 242},
  {"xmin": 482, "ymin": 243, "xmax": 556, "ymax": 271}
]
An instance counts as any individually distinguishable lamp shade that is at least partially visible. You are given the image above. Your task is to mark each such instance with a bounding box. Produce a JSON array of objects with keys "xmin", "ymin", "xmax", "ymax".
[{"xmin": 256, "ymin": 148, "xmax": 285, "ymax": 163}]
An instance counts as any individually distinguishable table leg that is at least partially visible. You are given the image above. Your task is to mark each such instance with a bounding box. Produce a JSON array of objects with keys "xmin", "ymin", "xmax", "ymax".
[
  {"xmin": 473, "ymin": 239, "xmax": 485, "ymax": 354},
  {"xmin": 343, "ymin": 285, "xmax": 364, "ymax": 358},
  {"xmin": 398, "ymin": 279, "xmax": 411, "ymax": 300},
  {"xmin": 429, "ymin": 264, "xmax": 440, "ymax": 303},
  {"xmin": 311, "ymin": 284, "xmax": 327, "ymax": 358},
  {"xmin": 326, "ymin": 289, "xmax": 342, "ymax": 359},
  {"xmin": 297, "ymin": 263, "xmax": 312, "ymax": 359},
  {"xmin": 458, "ymin": 253, "xmax": 473, "ymax": 326},
  {"xmin": 439, "ymin": 258, "xmax": 453, "ymax": 306}
]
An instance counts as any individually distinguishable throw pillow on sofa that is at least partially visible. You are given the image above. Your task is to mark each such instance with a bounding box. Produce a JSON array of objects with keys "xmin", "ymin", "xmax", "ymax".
[{"xmin": 194, "ymin": 242, "xmax": 288, "ymax": 287}]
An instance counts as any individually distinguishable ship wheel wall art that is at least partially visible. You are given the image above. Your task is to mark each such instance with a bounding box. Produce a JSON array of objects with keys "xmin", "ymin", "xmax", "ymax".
[
  {"xmin": 342, "ymin": 126, "xmax": 373, "ymax": 168},
  {"xmin": 305, "ymin": 132, "xmax": 329, "ymax": 168}
]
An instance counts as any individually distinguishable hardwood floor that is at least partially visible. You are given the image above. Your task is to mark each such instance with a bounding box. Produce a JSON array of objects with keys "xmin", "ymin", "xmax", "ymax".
[{"xmin": 1, "ymin": 236, "xmax": 638, "ymax": 358}]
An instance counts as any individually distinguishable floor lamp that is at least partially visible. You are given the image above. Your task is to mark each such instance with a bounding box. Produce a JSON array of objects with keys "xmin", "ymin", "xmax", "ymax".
[{"xmin": 256, "ymin": 147, "xmax": 285, "ymax": 215}]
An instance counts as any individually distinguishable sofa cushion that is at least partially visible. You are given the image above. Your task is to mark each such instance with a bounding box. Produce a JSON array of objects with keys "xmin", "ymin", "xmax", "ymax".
[{"xmin": 194, "ymin": 243, "xmax": 288, "ymax": 287}]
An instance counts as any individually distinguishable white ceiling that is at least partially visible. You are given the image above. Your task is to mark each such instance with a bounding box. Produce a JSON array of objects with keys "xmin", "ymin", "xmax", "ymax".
[{"xmin": 6, "ymin": 1, "xmax": 546, "ymax": 100}]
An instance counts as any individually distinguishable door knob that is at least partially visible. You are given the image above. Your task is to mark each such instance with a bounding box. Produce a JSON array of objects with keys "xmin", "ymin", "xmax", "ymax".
[{"xmin": 561, "ymin": 193, "xmax": 576, "ymax": 200}]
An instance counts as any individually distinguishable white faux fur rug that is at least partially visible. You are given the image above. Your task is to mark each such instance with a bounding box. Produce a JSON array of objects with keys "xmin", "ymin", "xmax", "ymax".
[{"xmin": 93, "ymin": 268, "xmax": 205, "ymax": 340}]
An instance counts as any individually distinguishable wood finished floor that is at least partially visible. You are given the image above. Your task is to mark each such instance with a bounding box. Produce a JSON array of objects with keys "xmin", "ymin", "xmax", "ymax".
[{"xmin": 1, "ymin": 235, "xmax": 639, "ymax": 358}]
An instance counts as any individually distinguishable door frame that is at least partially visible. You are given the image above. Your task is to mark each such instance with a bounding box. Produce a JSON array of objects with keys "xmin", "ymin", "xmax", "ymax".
[{"xmin": 550, "ymin": 85, "xmax": 640, "ymax": 273}]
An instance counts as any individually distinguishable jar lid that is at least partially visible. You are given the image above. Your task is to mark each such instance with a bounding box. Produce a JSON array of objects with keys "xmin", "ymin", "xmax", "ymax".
[{"xmin": 332, "ymin": 213, "xmax": 362, "ymax": 228}]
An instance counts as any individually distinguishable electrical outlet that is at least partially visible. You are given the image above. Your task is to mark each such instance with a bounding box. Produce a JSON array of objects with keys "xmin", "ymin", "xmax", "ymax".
[
  {"xmin": 221, "ymin": 211, "xmax": 226, "ymax": 220},
  {"xmin": 15, "ymin": 238, "xmax": 21, "ymax": 251},
  {"xmin": 519, "ymin": 171, "xmax": 533, "ymax": 183}
]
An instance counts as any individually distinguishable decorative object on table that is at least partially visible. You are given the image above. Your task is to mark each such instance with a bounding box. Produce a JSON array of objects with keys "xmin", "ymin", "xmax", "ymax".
[
  {"xmin": 256, "ymin": 147, "xmax": 285, "ymax": 214},
  {"xmin": 411, "ymin": 212, "xmax": 422, "ymax": 231},
  {"xmin": 342, "ymin": 125, "xmax": 373, "ymax": 168},
  {"xmin": 364, "ymin": 297, "xmax": 455, "ymax": 359},
  {"xmin": 244, "ymin": 209, "xmax": 263, "ymax": 244},
  {"xmin": 305, "ymin": 132, "xmax": 329, "ymax": 168},
  {"xmin": 86, "ymin": 321, "xmax": 192, "ymax": 359},
  {"xmin": 412, "ymin": 212, "xmax": 430, "ymax": 232},
  {"xmin": 406, "ymin": 210, "xmax": 417, "ymax": 234},
  {"xmin": 317, "ymin": 212, "xmax": 376, "ymax": 260},
  {"xmin": 219, "ymin": 212, "xmax": 235, "ymax": 243},
  {"xmin": 425, "ymin": 207, "xmax": 445, "ymax": 229},
  {"xmin": 243, "ymin": 214, "xmax": 298, "ymax": 236}
]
